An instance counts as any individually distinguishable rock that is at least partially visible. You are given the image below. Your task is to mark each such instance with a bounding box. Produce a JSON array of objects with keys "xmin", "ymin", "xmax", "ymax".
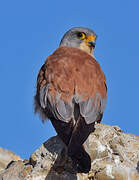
[
  {"xmin": 88, "ymin": 124, "xmax": 139, "ymax": 180},
  {"xmin": 0, "ymin": 147, "xmax": 22, "ymax": 171},
  {"xmin": 0, "ymin": 160, "xmax": 32, "ymax": 180},
  {"xmin": 28, "ymin": 136, "xmax": 75, "ymax": 180},
  {"xmin": 0, "ymin": 123, "xmax": 139, "ymax": 180}
]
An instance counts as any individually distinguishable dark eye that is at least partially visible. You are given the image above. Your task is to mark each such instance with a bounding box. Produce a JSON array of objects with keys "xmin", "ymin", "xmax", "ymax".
[{"xmin": 76, "ymin": 32, "xmax": 86, "ymax": 39}]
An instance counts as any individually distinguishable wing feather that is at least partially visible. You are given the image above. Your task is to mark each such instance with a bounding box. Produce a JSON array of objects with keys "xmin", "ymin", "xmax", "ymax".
[{"xmin": 35, "ymin": 46, "xmax": 107, "ymax": 125}]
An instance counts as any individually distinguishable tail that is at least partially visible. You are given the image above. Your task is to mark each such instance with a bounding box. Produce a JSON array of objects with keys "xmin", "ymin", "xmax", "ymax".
[
  {"xmin": 69, "ymin": 144, "xmax": 91, "ymax": 173},
  {"xmin": 67, "ymin": 114, "xmax": 95, "ymax": 173}
]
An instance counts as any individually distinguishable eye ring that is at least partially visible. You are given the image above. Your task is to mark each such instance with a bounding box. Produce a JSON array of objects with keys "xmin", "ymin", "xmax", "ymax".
[{"xmin": 76, "ymin": 32, "xmax": 86, "ymax": 39}]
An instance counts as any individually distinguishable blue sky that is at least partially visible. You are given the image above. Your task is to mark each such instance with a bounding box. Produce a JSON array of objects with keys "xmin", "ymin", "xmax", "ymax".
[{"xmin": 0, "ymin": 0, "xmax": 139, "ymax": 159}]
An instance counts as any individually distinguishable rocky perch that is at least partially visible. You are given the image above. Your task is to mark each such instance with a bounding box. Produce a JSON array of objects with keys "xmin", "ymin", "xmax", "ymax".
[{"xmin": 0, "ymin": 123, "xmax": 139, "ymax": 180}]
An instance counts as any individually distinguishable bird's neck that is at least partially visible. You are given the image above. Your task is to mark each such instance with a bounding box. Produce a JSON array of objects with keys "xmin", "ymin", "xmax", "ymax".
[{"xmin": 79, "ymin": 41, "xmax": 94, "ymax": 56}]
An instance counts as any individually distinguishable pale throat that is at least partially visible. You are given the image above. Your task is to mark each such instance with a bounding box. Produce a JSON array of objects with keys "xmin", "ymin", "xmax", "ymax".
[{"xmin": 79, "ymin": 41, "xmax": 94, "ymax": 56}]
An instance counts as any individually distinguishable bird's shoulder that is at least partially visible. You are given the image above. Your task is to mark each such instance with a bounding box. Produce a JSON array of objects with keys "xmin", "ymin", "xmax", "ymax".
[
  {"xmin": 36, "ymin": 46, "xmax": 106, "ymax": 93},
  {"xmin": 44, "ymin": 46, "xmax": 104, "ymax": 73}
]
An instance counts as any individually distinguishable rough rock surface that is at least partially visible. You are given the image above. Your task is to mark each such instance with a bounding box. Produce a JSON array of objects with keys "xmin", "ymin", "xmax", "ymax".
[
  {"xmin": 0, "ymin": 147, "xmax": 21, "ymax": 171},
  {"xmin": 0, "ymin": 124, "xmax": 139, "ymax": 180}
]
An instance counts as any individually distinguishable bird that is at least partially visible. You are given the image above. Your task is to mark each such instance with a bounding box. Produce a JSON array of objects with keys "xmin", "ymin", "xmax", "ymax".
[{"xmin": 34, "ymin": 27, "xmax": 107, "ymax": 173}]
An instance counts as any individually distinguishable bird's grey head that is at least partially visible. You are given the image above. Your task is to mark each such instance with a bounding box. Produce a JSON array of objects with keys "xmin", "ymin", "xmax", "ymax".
[{"xmin": 59, "ymin": 27, "xmax": 97, "ymax": 55}]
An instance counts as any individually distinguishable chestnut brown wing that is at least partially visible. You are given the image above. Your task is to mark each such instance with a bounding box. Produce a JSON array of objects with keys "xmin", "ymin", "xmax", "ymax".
[{"xmin": 34, "ymin": 46, "xmax": 107, "ymax": 125}]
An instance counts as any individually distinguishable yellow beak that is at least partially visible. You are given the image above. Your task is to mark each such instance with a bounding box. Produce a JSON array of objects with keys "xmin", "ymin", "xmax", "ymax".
[{"xmin": 85, "ymin": 35, "xmax": 96, "ymax": 48}]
